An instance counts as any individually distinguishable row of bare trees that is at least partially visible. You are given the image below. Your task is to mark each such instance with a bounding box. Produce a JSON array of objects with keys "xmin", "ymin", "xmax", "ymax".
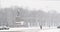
[{"xmin": 0, "ymin": 6, "xmax": 60, "ymax": 27}]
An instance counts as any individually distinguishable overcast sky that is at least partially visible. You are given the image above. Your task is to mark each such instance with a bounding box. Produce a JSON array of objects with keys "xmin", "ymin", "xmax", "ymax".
[{"xmin": 1, "ymin": 0, "xmax": 60, "ymax": 13}]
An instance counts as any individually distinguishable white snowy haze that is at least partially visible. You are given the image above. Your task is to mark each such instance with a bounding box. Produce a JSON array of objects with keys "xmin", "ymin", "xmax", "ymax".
[{"xmin": 0, "ymin": 0, "xmax": 60, "ymax": 13}]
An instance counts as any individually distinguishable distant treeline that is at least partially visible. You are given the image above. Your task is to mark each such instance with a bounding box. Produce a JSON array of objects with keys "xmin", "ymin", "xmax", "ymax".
[{"xmin": 0, "ymin": 6, "xmax": 60, "ymax": 27}]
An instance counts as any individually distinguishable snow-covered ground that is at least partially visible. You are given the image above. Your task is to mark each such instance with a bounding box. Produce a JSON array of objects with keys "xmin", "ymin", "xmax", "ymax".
[
  {"xmin": 9, "ymin": 28, "xmax": 60, "ymax": 32},
  {"xmin": 0, "ymin": 27, "xmax": 60, "ymax": 32}
]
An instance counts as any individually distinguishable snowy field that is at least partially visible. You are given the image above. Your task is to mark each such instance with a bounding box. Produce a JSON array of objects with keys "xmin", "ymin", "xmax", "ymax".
[
  {"xmin": 0, "ymin": 29, "xmax": 60, "ymax": 32},
  {"xmin": 0, "ymin": 27, "xmax": 60, "ymax": 32}
]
